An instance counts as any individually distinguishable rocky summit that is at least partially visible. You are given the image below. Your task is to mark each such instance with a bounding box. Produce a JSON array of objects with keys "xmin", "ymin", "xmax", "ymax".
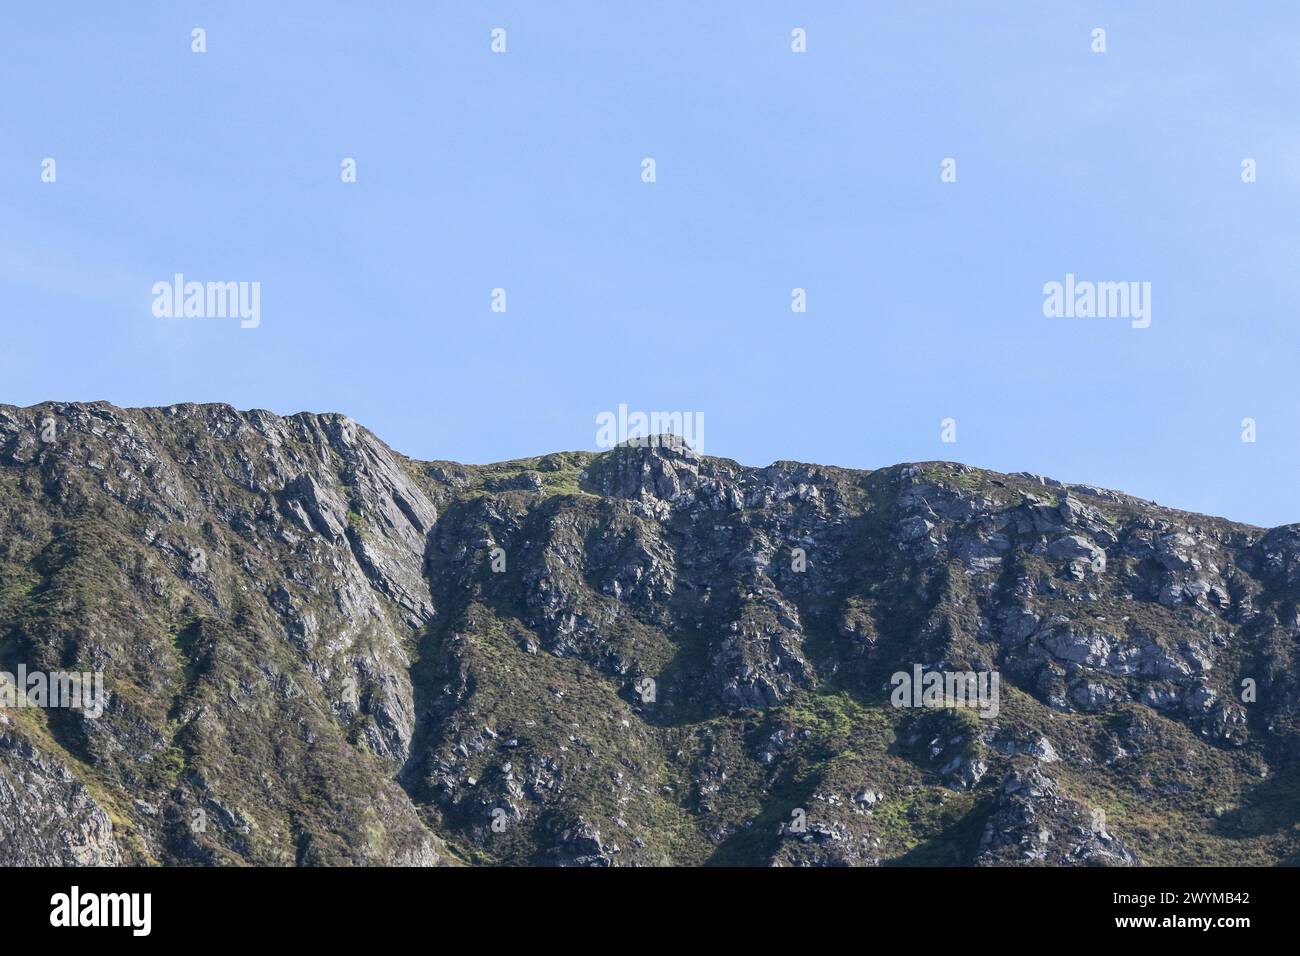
[{"xmin": 0, "ymin": 401, "xmax": 1297, "ymax": 867}]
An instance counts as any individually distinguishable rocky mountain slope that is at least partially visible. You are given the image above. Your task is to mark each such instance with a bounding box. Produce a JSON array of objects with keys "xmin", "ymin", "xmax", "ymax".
[{"xmin": 1, "ymin": 401, "xmax": 1297, "ymax": 866}]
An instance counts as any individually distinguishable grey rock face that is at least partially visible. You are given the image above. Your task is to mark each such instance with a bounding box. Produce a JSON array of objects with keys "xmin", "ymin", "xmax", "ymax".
[
  {"xmin": 977, "ymin": 766, "xmax": 1138, "ymax": 867},
  {"xmin": 0, "ymin": 731, "xmax": 121, "ymax": 865},
  {"xmin": 1, "ymin": 402, "xmax": 1298, "ymax": 867}
]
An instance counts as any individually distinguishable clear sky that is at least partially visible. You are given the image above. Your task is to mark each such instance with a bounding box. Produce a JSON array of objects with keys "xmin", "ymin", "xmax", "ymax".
[{"xmin": 3, "ymin": 2, "xmax": 1299, "ymax": 527}]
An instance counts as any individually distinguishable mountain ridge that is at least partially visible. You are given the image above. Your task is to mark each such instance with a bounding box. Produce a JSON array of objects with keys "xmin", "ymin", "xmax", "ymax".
[
  {"xmin": 5, "ymin": 398, "xmax": 1251, "ymax": 526},
  {"xmin": 0, "ymin": 401, "xmax": 1296, "ymax": 866}
]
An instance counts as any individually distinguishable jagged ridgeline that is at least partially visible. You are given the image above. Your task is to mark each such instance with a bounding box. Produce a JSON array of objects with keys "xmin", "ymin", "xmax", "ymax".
[{"xmin": 0, "ymin": 402, "xmax": 1297, "ymax": 866}]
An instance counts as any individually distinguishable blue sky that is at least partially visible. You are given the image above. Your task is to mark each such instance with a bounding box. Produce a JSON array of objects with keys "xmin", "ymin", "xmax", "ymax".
[{"xmin": 3, "ymin": 2, "xmax": 1299, "ymax": 526}]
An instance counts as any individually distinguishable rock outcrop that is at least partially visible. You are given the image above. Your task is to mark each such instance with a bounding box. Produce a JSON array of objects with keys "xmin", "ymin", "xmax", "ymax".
[{"xmin": 0, "ymin": 401, "xmax": 1297, "ymax": 866}]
